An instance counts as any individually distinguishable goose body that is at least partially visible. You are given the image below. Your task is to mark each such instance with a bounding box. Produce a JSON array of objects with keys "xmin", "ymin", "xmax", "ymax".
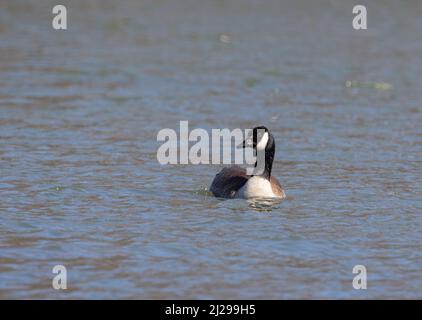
[
  {"xmin": 236, "ymin": 175, "xmax": 284, "ymax": 199},
  {"xmin": 210, "ymin": 126, "xmax": 285, "ymax": 199}
]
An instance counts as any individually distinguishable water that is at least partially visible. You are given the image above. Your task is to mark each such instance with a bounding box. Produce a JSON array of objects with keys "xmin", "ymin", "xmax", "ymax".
[{"xmin": 0, "ymin": 0, "xmax": 421, "ymax": 299}]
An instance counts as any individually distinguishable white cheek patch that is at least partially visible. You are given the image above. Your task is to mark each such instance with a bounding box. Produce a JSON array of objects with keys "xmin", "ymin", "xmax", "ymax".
[{"xmin": 256, "ymin": 132, "xmax": 269, "ymax": 151}]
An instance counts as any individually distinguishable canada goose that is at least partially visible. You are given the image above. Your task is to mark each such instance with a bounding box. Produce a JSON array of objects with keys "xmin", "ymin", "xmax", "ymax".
[{"xmin": 210, "ymin": 126, "xmax": 285, "ymax": 199}]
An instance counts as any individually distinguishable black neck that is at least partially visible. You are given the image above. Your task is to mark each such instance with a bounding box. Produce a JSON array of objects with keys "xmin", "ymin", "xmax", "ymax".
[{"xmin": 254, "ymin": 142, "xmax": 274, "ymax": 180}]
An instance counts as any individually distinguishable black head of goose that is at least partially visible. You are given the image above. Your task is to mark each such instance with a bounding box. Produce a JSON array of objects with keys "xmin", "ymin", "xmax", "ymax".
[{"xmin": 210, "ymin": 126, "xmax": 285, "ymax": 199}]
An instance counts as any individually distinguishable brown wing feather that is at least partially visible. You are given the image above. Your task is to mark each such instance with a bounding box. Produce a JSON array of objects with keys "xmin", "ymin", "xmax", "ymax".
[
  {"xmin": 270, "ymin": 176, "xmax": 286, "ymax": 198},
  {"xmin": 210, "ymin": 166, "xmax": 250, "ymax": 198}
]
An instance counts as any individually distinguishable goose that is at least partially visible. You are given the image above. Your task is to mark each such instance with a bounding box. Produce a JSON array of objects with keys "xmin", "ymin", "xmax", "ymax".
[{"xmin": 210, "ymin": 126, "xmax": 285, "ymax": 199}]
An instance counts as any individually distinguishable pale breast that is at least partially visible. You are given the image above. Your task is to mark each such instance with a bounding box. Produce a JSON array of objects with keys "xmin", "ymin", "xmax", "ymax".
[{"xmin": 236, "ymin": 176, "xmax": 278, "ymax": 199}]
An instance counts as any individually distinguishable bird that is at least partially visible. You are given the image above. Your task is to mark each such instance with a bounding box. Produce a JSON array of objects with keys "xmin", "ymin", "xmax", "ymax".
[{"xmin": 210, "ymin": 126, "xmax": 285, "ymax": 199}]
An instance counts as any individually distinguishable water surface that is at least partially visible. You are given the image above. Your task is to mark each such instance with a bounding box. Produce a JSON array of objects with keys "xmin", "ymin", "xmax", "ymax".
[{"xmin": 0, "ymin": 0, "xmax": 421, "ymax": 299}]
